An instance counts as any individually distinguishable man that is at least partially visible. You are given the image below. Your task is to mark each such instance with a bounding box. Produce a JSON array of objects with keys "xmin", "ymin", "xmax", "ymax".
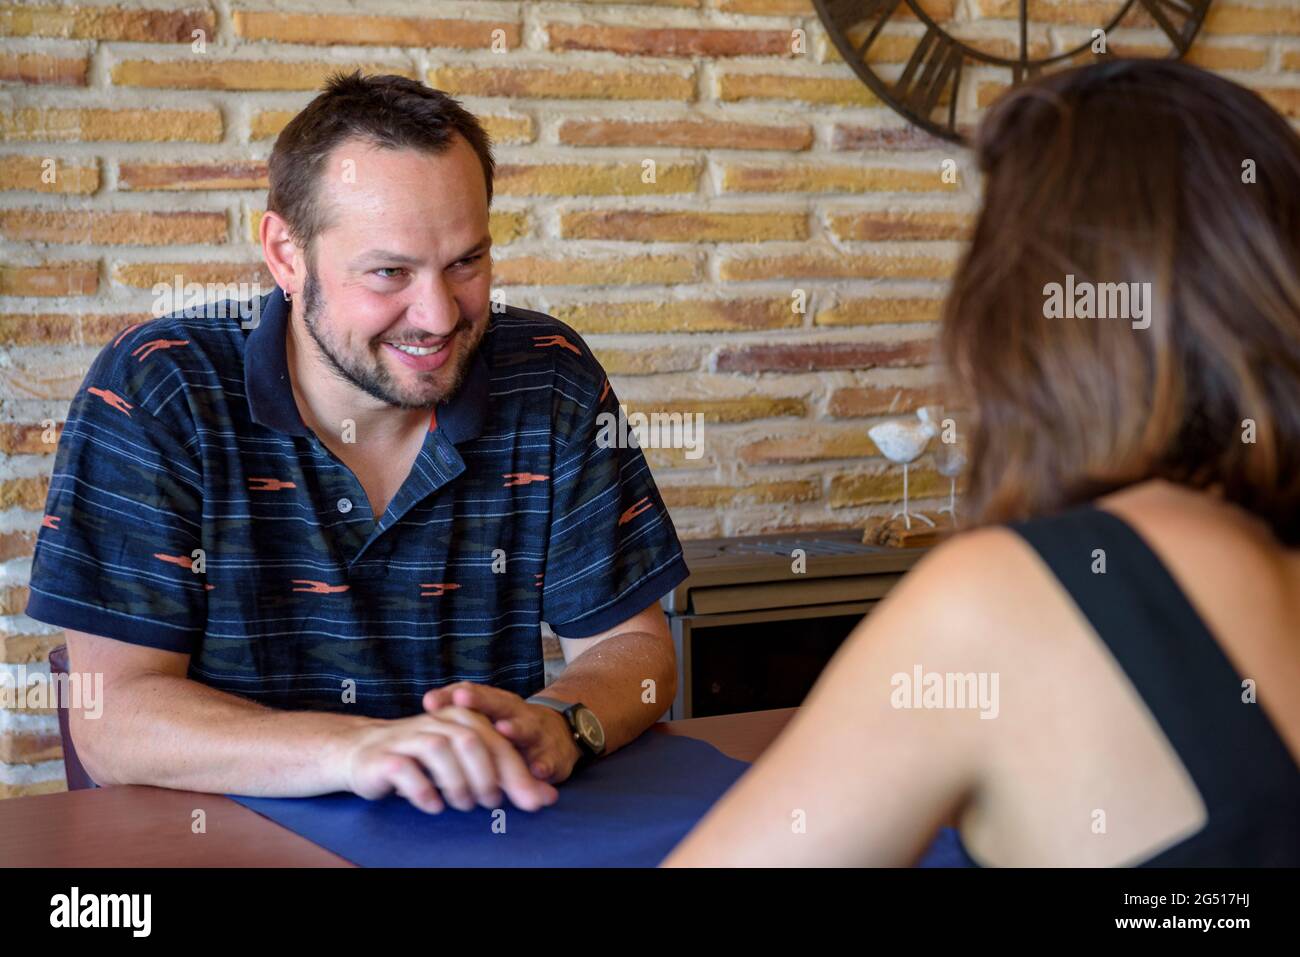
[{"xmin": 24, "ymin": 72, "xmax": 689, "ymax": 815}]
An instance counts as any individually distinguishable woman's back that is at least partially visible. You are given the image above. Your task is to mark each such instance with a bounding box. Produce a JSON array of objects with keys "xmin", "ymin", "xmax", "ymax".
[
  {"xmin": 663, "ymin": 59, "xmax": 1300, "ymax": 868},
  {"xmin": 957, "ymin": 479, "xmax": 1300, "ymax": 866}
]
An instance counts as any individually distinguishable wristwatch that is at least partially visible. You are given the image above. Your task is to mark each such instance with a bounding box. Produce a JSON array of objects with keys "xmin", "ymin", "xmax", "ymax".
[{"xmin": 527, "ymin": 695, "xmax": 606, "ymax": 765}]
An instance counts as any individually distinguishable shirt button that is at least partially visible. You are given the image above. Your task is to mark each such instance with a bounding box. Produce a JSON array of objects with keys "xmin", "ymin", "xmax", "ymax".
[{"xmin": 337, "ymin": 497, "xmax": 353, "ymax": 514}]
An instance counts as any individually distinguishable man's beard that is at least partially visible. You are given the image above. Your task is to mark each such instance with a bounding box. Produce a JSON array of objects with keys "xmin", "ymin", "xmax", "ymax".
[{"xmin": 298, "ymin": 261, "xmax": 485, "ymax": 411}]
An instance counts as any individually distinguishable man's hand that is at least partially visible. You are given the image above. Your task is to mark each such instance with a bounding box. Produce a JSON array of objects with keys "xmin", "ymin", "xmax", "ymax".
[
  {"xmin": 343, "ymin": 706, "xmax": 559, "ymax": 814},
  {"xmin": 422, "ymin": 683, "xmax": 583, "ymax": 785}
]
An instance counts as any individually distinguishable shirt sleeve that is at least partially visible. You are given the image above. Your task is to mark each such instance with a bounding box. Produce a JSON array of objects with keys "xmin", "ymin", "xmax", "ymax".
[
  {"xmin": 24, "ymin": 340, "xmax": 207, "ymax": 654},
  {"xmin": 540, "ymin": 344, "xmax": 690, "ymax": 639}
]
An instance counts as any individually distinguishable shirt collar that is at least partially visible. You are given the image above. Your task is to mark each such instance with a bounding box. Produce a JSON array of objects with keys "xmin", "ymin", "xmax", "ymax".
[{"xmin": 244, "ymin": 284, "xmax": 489, "ymax": 445}]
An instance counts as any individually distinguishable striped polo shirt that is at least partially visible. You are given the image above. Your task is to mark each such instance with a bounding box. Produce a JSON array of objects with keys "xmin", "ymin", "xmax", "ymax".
[{"xmin": 24, "ymin": 286, "xmax": 689, "ymax": 719}]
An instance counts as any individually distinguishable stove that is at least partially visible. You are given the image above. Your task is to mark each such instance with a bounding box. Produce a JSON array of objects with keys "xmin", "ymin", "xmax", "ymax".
[{"xmin": 659, "ymin": 531, "xmax": 927, "ymax": 718}]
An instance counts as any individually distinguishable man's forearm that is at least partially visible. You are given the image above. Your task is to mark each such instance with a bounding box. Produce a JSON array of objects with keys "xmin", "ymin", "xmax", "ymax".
[
  {"xmin": 77, "ymin": 672, "xmax": 374, "ymax": 796},
  {"xmin": 540, "ymin": 630, "xmax": 677, "ymax": 754}
]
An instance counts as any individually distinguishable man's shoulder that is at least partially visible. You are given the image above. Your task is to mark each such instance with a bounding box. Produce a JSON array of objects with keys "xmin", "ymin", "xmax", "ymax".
[
  {"xmin": 85, "ymin": 298, "xmax": 254, "ymax": 419},
  {"xmin": 488, "ymin": 305, "xmax": 606, "ymax": 392}
]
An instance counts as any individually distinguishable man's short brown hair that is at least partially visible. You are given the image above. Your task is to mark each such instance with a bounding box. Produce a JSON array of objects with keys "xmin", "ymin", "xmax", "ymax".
[{"xmin": 266, "ymin": 70, "xmax": 495, "ymax": 252}]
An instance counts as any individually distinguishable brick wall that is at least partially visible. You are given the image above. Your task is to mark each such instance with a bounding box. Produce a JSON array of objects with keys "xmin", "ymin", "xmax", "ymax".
[{"xmin": 2, "ymin": 0, "xmax": 1298, "ymax": 797}]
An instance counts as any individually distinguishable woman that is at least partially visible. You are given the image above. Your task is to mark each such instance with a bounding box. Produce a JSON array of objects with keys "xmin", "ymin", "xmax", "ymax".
[{"xmin": 664, "ymin": 59, "xmax": 1300, "ymax": 867}]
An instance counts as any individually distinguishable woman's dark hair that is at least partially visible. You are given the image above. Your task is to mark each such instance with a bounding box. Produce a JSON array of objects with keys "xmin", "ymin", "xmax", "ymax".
[
  {"xmin": 941, "ymin": 58, "xmax": 1300, "ymax": 545},
  {"xmin": 266, "ymin": 70, "xmax": 495, "ymax": 251}
]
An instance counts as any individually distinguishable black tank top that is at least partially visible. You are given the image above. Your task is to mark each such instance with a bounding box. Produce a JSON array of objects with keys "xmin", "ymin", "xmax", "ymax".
[{"xmin": 949, "ymin": 502, "xmax": 1300, "ymax": 866}]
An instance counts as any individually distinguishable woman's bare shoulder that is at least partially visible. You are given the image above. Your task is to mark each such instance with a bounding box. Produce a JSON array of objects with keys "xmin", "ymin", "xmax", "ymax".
[{"xmin": 848, "ymin": 522, "xmax": 1090, "ymax": 688}]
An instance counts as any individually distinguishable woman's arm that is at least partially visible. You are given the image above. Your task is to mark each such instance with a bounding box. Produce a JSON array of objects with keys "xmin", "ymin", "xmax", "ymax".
[{"xmin": 662, "ymin": 528, "xmax": 1019, "ymax": 867}]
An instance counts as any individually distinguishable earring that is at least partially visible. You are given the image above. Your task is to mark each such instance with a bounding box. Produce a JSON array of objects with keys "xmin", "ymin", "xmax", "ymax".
[{"xmin": 283, "ymin": 289, "xmax": 292, "ymax": 302}]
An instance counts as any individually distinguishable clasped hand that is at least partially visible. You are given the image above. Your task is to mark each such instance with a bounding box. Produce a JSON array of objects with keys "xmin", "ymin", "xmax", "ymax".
[{"xmin": 344, "ymin": 682, "xmax": 582, "ymax": 815}]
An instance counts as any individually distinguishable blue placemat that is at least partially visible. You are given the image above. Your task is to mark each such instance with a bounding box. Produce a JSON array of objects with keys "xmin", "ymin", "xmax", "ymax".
[
  {"xmin": 231, "ymin": 731, "xmax": 748, "ymax": 867},
  {"xmin": 230, "ymin": 730, "xmax": 974, "ymax": 867}
]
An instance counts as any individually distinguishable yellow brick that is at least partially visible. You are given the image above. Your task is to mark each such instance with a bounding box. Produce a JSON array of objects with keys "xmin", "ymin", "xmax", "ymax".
[
  {"xmin": 233, "ymin": 11, "xmax": 520, "ymax": 49},
  {"xmin": 551, "ymin": 298, "xmax": 799, "ymax": 333},
  {"xmin": 489, "ymin": 210, "xmax": 529, "ymax": 244},
  {"xmin": 660, "ymin": 480, "xmax": 820, "ymax": 509},
  {"xmin": 0, "ymin": 631, "xmax": 65, "ymax": 665},
  {"xmin": 1256, "ymin": 87, "xmax": 1300, "ymax": 119},
  {"xmin": 112, "ymin": 59, "xmax": 414, "ymax": 91},
  {"xmin": 0, "ymin": 261, "xmax": 97, "ymax": 296},
  {"xmin": 591, "ymin": 347, "xmax": 701, "ymax": 375},
  {"xmin": 249, "ymin": 109, "xmax": 296, "ymax": 141},
  {"xmin": 568, "ymin": 0, "xmax": 697, "ymax": 5},
  {"xmin": 978, "ymin": 82, "xmax": 1011, "ymax": 108},
  {"xmin": 0, "ymin": 107, "xmax": 221, "ymax": 143},
  {"xmin": 0, "ymin": 311, "xmax": 149, "ymax": 346},
  {"xmin": 0, "ymin": 4, "xmax": 215, "ymax": 41},
  {"xmin": 247, "ymin": 209, "xmax": 266, "ymax": 244},
  {"xmin": 429, "ymin": 65, "xmax": 695, "ymax": 101},
  {"xmin": 0, "ymin": 156, "xmax": 98, "ymax": 194},
  {"xmin": 820, "ymin": 33, "xmax": 931, "ymax": 66},
  {"xmin": 0, "ymin": 209, "xmax": 226, "ymax": 245},
  {"xmin": 547, "ymin": 23, "xmax": 793, "ymax": 57},
  {"xmin": 1204, "ymin": 2, "xmax": 1300, "ymax": 36},
  {"xmin": 720, "ymin": 0, "xmax": 954, "ymax": 14},
  {"xmin": 0, "ymin": 478, "xmax": 46, "ymax": 511},
  {"xmin": 0, "ymin": 733, "xmax": 62, "ymax": 765},
  {"xmin": 830, "ymin": 466, "xmax": 946, "ymax": 507},
  {"xmin": 816, "ymin": 297, "xmax": 944, "ymax": 326},
  {"xmin": 0, "ymin": 50, "xmax": 88, "ymax": 84},
  {"xmin": 559, "ymin": 117, "xmax": 810, "ymax": 150},
  {"xmin": 716, "ymin": 72, "xmax": 879, "ymax": 106},
  {"xmin": 625, "ymin": 397, "xmax": 806, "ymax": 423},
  {"xmin": 977, "ymin": 0, "xmax": 1147, "ymax": 27},
  {"xmin": 483, "ymin": 114, "xmax": 536, "ymax": 145},
  {"xmin": 118, "ymin": 162, "xmax": 267, "ymax": 191},
  {"xmin": 560, "ymin": 210, "xmax": 808, "ymax": 242},
  {"xmin": 251, "ymin": 109, "xmax": 534, "ymax": 145},
  {"xmin": 1109, "ymin": 42, "xmax": 1270, "ymax": 71},
  {"xmin": 111, "ymin": 261, "xmax": 271, "ymax": 290},
  {"xmin": 716, "ymin": 0, "xmax": 812, "ymax": 11},
  {"xmin": 827, "ymin": 210, "xmax": 971, "ymax": 241},
  {"xmin": 493, "ymin": 254, "xmax": 702, "ymax": 286},
  {"xmin": 0, "ymin": 779, "xmax": 65, "ymax": 799},
  {"xmin": 496, "ymin": 162, "xmax": 698, "ymax": 196},
  {"xmin": 643, "ymin": 445, "xmax": 715, "ymax": 470},
  {"xmin": 739, "ymin": 429, "xmax": 880, "ymax": 463},
  {"xmin": 723, "ymin": 163, "xmax": 958, "ymax": 193},
  {"xmin": 722, "ymin": 250, "xmax": 955, "ymax": 281}
]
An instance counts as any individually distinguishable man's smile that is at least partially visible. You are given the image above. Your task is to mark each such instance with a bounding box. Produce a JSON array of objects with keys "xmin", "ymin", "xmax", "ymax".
[{"xmin": 381, "ymin": 330, "xmax": 457, "ymax": 371}]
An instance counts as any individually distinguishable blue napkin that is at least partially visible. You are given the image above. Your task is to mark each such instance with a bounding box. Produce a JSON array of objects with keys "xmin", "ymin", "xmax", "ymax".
[{"xmin": 230, "ymin": 730, "xmax": 974, "ymax": 867}]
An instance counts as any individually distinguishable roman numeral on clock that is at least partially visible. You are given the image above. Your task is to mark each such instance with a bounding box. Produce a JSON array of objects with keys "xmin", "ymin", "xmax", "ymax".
[
  {"xmin": 894, "ymin": 25, "xmax": 965, "ymax": 134},
  {"xmin": 1134, "ymin": 0, "xmax": 1211, "ymax": 54},
  {"xmin": 819, "ymin": 0, "xmax": 905, "ymax": 62}
]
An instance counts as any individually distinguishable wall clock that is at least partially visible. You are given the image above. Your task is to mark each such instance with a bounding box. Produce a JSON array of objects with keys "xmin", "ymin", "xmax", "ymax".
[{"xmin": 813, "ymin": 0, "xmax": 1215, "ymax": 143}]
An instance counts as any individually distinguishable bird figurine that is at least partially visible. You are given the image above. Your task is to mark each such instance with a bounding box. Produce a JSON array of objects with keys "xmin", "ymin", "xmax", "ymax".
[
  {"xmin": 868, "ymin": 406, "xmax": 940, "ymax": 530},
  {"xmin": 935, "ymin": 426, "xmax": 968, "ymax": 524}
]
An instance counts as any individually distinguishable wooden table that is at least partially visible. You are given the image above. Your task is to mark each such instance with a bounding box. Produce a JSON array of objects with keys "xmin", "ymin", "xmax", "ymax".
[{"xmin": 0, "ymin": 708, "xmax": 796, "ymax": 867}]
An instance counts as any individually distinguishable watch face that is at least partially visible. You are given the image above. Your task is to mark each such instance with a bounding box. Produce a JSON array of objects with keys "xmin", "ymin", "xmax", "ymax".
[{"xmin": 575, "ymin": 707, "xmax": 605, "ymax": 752}]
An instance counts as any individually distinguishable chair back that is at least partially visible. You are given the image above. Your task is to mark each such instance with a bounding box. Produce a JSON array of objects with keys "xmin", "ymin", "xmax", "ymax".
[{"xmin": 47, "ymin": 644, "xmax": 99, "ymax": 790}]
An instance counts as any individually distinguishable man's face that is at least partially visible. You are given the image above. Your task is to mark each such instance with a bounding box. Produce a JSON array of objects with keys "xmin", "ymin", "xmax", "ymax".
[{"xmin": 296, "ymin": 134, "xmax": 492, "ymax": 410}]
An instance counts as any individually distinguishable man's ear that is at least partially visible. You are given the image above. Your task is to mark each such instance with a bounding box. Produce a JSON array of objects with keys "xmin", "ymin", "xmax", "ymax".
[{"xmin": 260, "ymin": 210, "xmax": 304, "ymax": 295}]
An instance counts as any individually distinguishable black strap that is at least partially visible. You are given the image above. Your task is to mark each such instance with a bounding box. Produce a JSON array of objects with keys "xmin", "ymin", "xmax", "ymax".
[{"xmin": 1007, "ymin": 503, "xmax": 1299, "ymax": 819}]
